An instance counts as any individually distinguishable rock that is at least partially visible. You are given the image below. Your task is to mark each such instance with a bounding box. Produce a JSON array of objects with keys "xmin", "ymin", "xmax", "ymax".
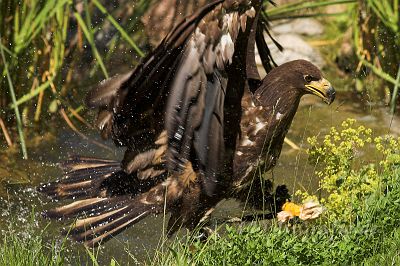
[
  {"xmin": 272, "ymin": 19, "xmax": 324, "ymax": 36},
  {"xmin": 257, "ymin": 34, "xmax": 325, "ymax": 72},
  {"xmin": 256, "ymin": 18, "xmax": 326, "ymax": 75}
]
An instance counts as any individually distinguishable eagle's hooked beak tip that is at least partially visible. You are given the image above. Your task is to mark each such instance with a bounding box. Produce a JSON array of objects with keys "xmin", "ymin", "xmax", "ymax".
[
  {"xmin": 305, "ymin": 78, "xmax": 336, "ymax": 105},
  {"xmin": 324, "ymin": 85, "xmax": 336, "ymax": 105}
]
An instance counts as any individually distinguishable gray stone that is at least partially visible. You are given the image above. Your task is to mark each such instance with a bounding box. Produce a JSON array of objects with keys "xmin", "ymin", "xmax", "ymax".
[
  {"xmin": 272, "ymin": 19, "xmax": 324, "ymax": 36},
  {"xmin": 256, "ymin": 18, "xmax": 326, "ymax": 76},
  {"xmin": 256, "ymin": 33, "xmax": 325, "ymax": 73}
]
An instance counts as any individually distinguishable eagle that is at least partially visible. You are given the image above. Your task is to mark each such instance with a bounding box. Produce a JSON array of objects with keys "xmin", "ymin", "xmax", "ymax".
[{"xmin": 39, "ymin": 0, "xmax": 335, "ymax": 247}]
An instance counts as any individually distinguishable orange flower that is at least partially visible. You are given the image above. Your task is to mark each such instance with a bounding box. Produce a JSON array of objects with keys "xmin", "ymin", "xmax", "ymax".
[
  {"xmin": 277, "ymin": 200, "xmax": 323, "ymax": 223},
  {"xmin": 282, "ymin": 202, "xmax": 302, "ymax": 216}
]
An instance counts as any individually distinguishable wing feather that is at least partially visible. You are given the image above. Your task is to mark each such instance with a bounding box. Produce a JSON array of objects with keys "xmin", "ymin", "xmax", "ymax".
[
  {"xmin": 85, "ymin": 1, "xmax": 280, "ymax": 196},
  {"xmin": 165, "ymin": 5, "xmax": 257, "ymax": 195}
]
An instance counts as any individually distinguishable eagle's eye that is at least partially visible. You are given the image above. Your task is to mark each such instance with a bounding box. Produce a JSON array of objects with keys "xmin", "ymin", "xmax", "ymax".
[{"xmin": 304, "ymin": 75, "xmax": 313, "ymax": 83}]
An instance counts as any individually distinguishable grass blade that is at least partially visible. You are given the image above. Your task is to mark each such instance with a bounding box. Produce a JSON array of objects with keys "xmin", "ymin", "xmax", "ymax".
[
  {"xmin": 0, "ymin": 34, "xmax": 28, "ymax": 159},
  {"xmin": 10, "ymin": 80, "xmax": 52, "ymax": 108},
  {"xmin": 266, "ymin": 0, "xmax": 356, "ymax": 17},
  {"xmin": 357, "ymin": 54, "xmax": 400, "ymax": 88},
  {"xmin": 74, "ymin": 11, "xmax": 109, "ymax": 78},
  {"xmin": 92, "ymin": 0, "xmax": 145, "ymax": 57},
  {"xmin": 390, "ymin": 65, "xmax": 400, "ymax": 114}
]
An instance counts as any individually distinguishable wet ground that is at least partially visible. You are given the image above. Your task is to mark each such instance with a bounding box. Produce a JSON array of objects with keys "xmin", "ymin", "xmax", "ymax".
[{"xmin": 0, "ymin": 90, "xmax": 398, "ymax": 264}]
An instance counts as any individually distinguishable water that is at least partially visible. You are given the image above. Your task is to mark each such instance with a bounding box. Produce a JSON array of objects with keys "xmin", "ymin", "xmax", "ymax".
[{"xmin": 0, "ymin": 91, "xmax": 399, "ymax": 263}]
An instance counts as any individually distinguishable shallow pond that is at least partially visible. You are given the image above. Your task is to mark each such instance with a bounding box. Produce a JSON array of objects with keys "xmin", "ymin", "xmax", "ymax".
[{"xmin": 0, "ymin": 91, "xmax": 399, "ymax": 264}]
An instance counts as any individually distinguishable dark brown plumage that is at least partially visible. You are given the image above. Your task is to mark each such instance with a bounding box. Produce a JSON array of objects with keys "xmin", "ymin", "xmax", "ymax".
[
  {"xmin": 38, "ymin": 0, "xmax": 335, "ymax": 247},
  {"xmin": 142, "ymin": 0, "xmax": 209, "ymax": 47}
]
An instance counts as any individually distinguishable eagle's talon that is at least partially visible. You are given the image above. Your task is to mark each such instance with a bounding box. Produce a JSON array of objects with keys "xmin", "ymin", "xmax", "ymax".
[{"xmin": 195, "ymin": 226, "xmax": 217, "ymax": 242}]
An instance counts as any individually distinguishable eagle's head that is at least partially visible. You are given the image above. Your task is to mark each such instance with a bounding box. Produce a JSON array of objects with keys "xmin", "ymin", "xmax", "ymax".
[{"xmin": 255, "ymin": 59, "xmax": 336, "ymax": 107}]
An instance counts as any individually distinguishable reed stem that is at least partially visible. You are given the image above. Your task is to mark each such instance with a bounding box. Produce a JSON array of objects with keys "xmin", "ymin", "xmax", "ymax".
[{"xmin": 0, "ymin": 34, "xmax": 28, "ymax": 159}]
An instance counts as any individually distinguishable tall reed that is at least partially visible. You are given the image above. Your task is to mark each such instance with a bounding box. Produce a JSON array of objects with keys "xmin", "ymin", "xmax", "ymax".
[{"xmin": 0, "ymin": 0, "xmax": 148, "ymax": 157}]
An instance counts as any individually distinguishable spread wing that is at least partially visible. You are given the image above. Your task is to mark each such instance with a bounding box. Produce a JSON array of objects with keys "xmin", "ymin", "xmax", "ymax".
[
  {"xmin": 86, "ymin": 0, "xmax": 278, "ymax": 196},
  {"xmin": 86, "ymin": 1, "xmax": 225, "ymax": 146},
  {"xmin": 142, "ymin": 0, "xmax": 209, "ymax": 47}
]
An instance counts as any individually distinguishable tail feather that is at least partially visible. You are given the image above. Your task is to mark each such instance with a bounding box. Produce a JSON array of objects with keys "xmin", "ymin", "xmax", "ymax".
[
  {"xmin": 38, "ymin": 176, "xmax": 108, "ymax": 201},
  {"xmin": 38, "ymin": 156, "xmax": 121, "ymax": 200},
  {"xmin": 39, "ymin": 156, "xmax": 168, "ymax": 246},
  {"xmin": 43, "ymin": 196, "xmax": 130, "ymax": 219},
  {"xmin": 49, "ymin": 167, "xmax": 116, "ymax": 185},
  {"xmin": 54, "ymin": 193, "xmax": 162, "ymax": 246},
  {"xmin": 60, "ymin": 156, "xmax": 120, "ymax": 171},
  {"xmin": 70, "ymin": 204, "xmax": 152, "ymax": 246}
]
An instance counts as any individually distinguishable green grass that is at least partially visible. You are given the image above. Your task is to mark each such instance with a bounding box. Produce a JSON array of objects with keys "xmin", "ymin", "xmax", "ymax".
[
  {"xmin": 0, "ymin": 210, "xmax": 68, "ymax": 266},
  {"xmin": 3, "ymin": 121, "xmax": 400, "ymax": 265},
  {"xmin": 0, "ymin": 33, "xmax": 27, "ymax": 159},
  {"xmin": 154, "ymin": 120, "xmax": 400, "ymax": 265},
  {"xmin": 156, "ymin": 180, "xmax": 400, "ymax": 265},
  {"xmin": 0, "ymin": 231, "xmax": 65, "ymax": 266}
]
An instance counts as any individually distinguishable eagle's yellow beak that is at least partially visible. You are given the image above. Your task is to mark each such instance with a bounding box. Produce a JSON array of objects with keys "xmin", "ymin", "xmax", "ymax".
[{"xmin": 305, "ymin": 78, "xmax": 335, "ymax": 105}]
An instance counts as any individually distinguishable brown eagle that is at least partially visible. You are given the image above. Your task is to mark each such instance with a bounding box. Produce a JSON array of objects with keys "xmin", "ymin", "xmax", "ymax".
[{"xmin": 39, "ymin": 0, "xmax": 335, "ymax": 247}]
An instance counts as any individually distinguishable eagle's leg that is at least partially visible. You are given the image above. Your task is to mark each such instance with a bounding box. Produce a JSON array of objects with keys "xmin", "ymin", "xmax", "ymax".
[
  {"xmin": 196, "ymin": 226, "xmax": 219, "ymax": 242},
  {"xmin": 198, "ymin": 207, "xmax": 216, "ymax": 225},
  {"xmin": 228, "ymin": 184, "xmax": 291, "ymax": 223},
  {"xmin": 194, "ymin": 207, "xmax": 218, "ymax": 241},
  {"xmin": 253, "ymin": 184, "xmax": 290, "ymax": 219}
]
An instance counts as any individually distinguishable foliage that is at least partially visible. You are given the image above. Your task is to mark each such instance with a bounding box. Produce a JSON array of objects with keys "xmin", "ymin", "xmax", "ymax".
[
  {"xmin": 0, "ymin": 217, "xmax": 119, "ymax": 266},
  {"xmin": 265, "ymin": 0, "xmax": 356, "ymax": 20},
  {"xmin": 299, "ymin": 119, "xmax": 400, "ymax": 223},
  {"xmin": 0, "ymin": 232, "xmax": 65, "ymax": 266},
  {"xmin": 155, "ymin": 119, "xmax": 400, "ymax": 265},
  {"xmin": 0, "ymin": 211, "xmax": 67, "ymax": 266},
  {"xmin": 266, "ymin": 0, "xmax": 400, "ymax": 110},
  {"xmin": 0, "ymin": 0, "xmax": 149, "ymax": 157},
  {"xmin": 352, "ymin": 0, "xmax": 400, "ymax": 111}
]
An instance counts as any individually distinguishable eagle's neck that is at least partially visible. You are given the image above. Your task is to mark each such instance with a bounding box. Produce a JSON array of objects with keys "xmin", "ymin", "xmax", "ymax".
[
  {"xmin": 231, "ymin": 84, "xmax": 302, "ymax": 193},
  {"xmin": 252, "ymin": 85, "xmax": 302, "ymax": 164}
]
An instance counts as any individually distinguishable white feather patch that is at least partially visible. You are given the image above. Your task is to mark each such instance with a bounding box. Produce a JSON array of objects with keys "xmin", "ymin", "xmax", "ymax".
[
  {"xmin": 276, "ymin": 112, "xmax": 284, "ymax": 120},
  {"xmin": 193, "ymin": 28, "xmax": 207, "ymax": 55},
  {"xmin": 241, "ymin": 137, "xmax": 254, "ymax": 146},
  {"xmin": 254, "ymin": 122, "xmax": 266, "ymax": 135},
  {"xmin": 220, "ymin": 33, "xmax": 235, "ymax": 64},
  {"xmin": 245, "ymin": 7, "xmax": 256, "ymax": 18},
  {"xmin": 228, "ymin": 12, "xmax": 239, "ymax": 41},
  {"xmin": 215, "ymin": 42, "xmax": 225, "ymax": 70}
]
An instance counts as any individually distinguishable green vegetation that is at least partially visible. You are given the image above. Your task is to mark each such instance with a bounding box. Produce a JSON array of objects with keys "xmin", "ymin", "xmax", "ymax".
[
  {"xmin": 3, "ymin": 120, "xmax": 400, "ymax": 265},
  {"xmin": 0, "ymin": 0, "xmax": 149, "ymax": 157},
  {"xmin": 1, "ymin": 0, "xmax": 400, "ymax": 265},
  {"xmin": 0, "ymin": 218, "xmax": 119, "ymax": 266},
  {"xmin": 155, "ymin": 119, "xmax": 400, "ymax": 265},
  {"xmin": 265, "ymin": 0, "xmax": 400, "ymax": 110},
  {"xmin": 0, "ymin": 210, "xmax": 67, "ymax": 266},
  {"xmin": 1, "ymin": 230, "xmax": 66, "ymax": 266},
  {"xmin": 351, "ymin": 0, "xmax": 400, "ymax": 112},
  {"xmin": 1, "ymin": 0, "xmax": 399, "ymax": 153}
]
